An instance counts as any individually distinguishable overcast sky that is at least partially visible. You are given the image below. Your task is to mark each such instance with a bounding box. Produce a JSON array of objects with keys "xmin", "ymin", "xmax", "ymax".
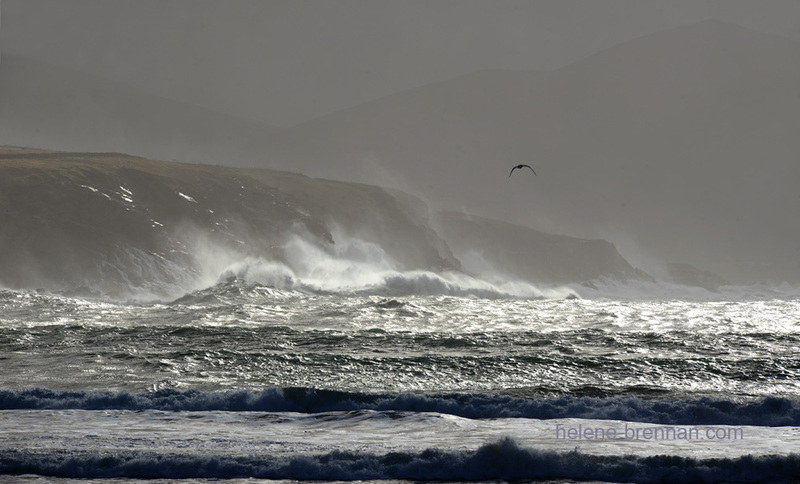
[{"xmin": 3, "ymin": 0, "xmax": 800, "ymax": 127}]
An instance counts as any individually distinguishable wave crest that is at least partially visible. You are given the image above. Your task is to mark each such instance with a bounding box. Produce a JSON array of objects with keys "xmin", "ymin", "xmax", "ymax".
[
  {"xmin": 3, "ymin": 387, "xmax": 798, "ymax": 426},
  {"xmin": 1, "ymin": 438, "xmax": 797, "ymax": 481}
]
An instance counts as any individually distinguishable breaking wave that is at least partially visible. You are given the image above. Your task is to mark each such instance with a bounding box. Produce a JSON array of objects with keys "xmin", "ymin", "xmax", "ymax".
[
  {"xmin": 1, "ymin": 438, "xmax": 797, "ymax": 482},
  {"xmin": 213, "ymin": 231, "xmax": 799, "ymax": 301},
  {"xmin": 181, "ymin": 229, "xmax": 578, "ymax": 300},
  {"xmin": 196, "ymin": 230, "xmax": 800, "ymax": 301},
  {"xmin": 207, "ymin": 262, "xmax": 572, "ymax": 299},
  {"xmin": 37, "ymin": 223, "xmax": 800, "ymax": 302},
  {"xmin": 3, "ymin": 387, "xmax": 798, "ymax": 426}
]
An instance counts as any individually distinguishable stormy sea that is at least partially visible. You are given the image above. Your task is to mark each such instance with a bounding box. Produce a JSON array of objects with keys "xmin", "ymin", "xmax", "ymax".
[
  {"xmin": 1, "ymin": 280, "xmax": 800, "ymax": 483},
  {"xmin": 1, "ymin": 149, "xmax": 799, "ymax": 483}
]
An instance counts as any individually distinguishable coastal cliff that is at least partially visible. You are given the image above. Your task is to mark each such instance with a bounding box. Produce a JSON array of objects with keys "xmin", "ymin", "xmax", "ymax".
[
  {"xmin": 0, "ymin": 148, "xmax": 457, "ymax": 298},
  {"xmin": 1, "ymin": 147, "xmax": 649, "ymax": 299}
]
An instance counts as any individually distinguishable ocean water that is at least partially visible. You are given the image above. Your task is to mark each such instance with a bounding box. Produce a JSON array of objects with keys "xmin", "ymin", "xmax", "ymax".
[{"xmin": 1, "ymin": 278, "xmax": 799, "ymax": 483}]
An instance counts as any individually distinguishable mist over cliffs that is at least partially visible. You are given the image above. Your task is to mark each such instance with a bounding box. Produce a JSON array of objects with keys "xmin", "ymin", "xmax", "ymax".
[
  {"xmin": 267, "ymin": 21, "xmax": 800, "ymax": 284},
  {"xmin": 2, "ymin": 21, "xmax": 798, "ymax": 285},
  {"xmin": 434, "ymin": 211, "xmax": 650, "ymax": 286},
  {"xmin": 0, "ymin": 148, "xmax": 646, "ymax": 299}
]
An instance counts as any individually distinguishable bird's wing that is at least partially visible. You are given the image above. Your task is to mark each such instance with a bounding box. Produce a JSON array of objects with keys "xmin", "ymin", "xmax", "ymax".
[{"xmin": 508, "ymin": 167, "xmax": 517, "ymax": 177}]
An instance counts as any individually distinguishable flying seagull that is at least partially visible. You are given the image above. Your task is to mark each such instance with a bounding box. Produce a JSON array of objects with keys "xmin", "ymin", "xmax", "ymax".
[{"xmin": 509, "ymin": 164, "xmax": 536, "ymax": 177}]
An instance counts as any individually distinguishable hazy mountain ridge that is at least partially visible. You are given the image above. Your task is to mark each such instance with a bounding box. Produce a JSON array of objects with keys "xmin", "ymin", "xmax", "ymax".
[
  {"xmin": 0, "ymin": 147, "xmax": 646, "ymax": 298},
  {"xmin": 0, "ymin": 54, "xmax": 275, "ymax": 166}
]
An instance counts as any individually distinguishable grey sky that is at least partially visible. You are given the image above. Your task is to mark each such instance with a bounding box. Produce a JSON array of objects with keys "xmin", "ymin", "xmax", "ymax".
[{"xmin": 3, "ymin": 0, "xmax": 800, "ymax": 127}]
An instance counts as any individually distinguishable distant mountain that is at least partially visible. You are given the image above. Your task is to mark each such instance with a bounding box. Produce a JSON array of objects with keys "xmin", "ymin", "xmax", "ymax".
[
  {"xmin": 0, "ymin": 54, "xmax": 275, "ymax": 166},
  {"xmin": 270, "ymin": 21, "xmax": 800, "ymax": 284}
]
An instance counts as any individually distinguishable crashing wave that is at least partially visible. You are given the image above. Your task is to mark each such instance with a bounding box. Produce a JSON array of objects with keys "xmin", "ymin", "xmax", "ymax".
[
  {"xmin": 3, "ymin": 387, "xmax": 799, "ymax": 426},
  {"xmin": 1, "ymin": 438, "xmax": 798, "ymax": 481}
]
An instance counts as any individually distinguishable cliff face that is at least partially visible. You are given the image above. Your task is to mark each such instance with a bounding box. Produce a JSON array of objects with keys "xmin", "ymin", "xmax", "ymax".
[
  {"xmin": 434, "ymin": 211, "xmax": 650, "ymax": 285},
  {"xmin": 0, "ymin": 148, "xmax": 458, "ymax": 298}
]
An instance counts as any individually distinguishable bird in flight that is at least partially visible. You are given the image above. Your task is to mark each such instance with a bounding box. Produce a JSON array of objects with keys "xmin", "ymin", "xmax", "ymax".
[{"xmin": 509, "ymin": 164, "xmax": 536, "ymax": 177}]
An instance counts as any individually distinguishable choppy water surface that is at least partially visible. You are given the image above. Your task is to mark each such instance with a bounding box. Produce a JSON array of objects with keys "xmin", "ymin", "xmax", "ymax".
[
  {"xmin": 2, "ymin": 285, "xmax": 798, "ymax": 396},
  {"xmin": 1, "ymin": 283, "xmax": 799, "ymax": 482}
]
